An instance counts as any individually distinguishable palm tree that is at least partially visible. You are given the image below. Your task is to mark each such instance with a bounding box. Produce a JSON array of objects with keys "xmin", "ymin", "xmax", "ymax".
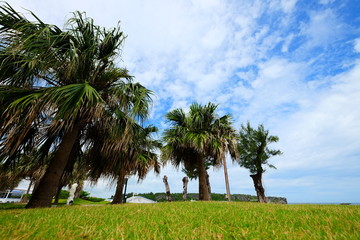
[
  {"xmin": 0, "ymin": 3, "xmax": 152, "ymax": 208},
  {"xmin": 84, "ymin": 120, "xmax": 161, "ymax": 204},
  {"xmin": 0, "ymin": 152, "xmax": 47, "ymax": 193},
  {"xmin": 213, "ymin": 114, "xmax": 239, "ymax": 201},
  {"xmin": 236, "ymin": 122, "xmax": 282, "ymax": 203},
  {"xmin": 161, "ymin": 103, "xmax": 238, "ymax": 201},
  {"xmin": 110, "ymin": 125, "xmax": 161, "ymax": 204}
]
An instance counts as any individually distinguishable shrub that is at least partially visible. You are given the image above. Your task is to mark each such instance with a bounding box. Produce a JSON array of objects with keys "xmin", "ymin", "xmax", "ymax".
[
  {"xmin": 79, "ymin": 191, "xmax": 90, "ymax": 199},
  {"xmin": 59, "ymin": 190, "xmax": 70, "ymax": 199},
  {"xmin": 83, "ymin": 196, "xmax": 105, "ymax": 202}
]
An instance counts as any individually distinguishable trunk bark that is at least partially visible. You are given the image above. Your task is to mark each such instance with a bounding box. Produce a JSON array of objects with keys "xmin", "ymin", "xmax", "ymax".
[
  {"xmin": 250, "ymin": 173, "xmax": 267, "ymax": 203},
  {"xmin": 74, "ymin": 180, "xmax": 84, "ymax": 199},
  {"xmin": 222, "ymin": 157, "xmax": 231, "ymax": 201},
  {"xmin": 205, "ymin": 171, "xmax": 212, "ymax": 200},
  {"xmin": 53, "ymin": 185, "xmax": 63, "ymax": 204},
  {"xmin": 26, "ymin": 124, "xmax": 81, "ymax": 208},
  {"xmin": 111, "ymin": 169, "xmax": 126, "ymax": 204},
  {"xmin": 182, "ymin": 177, "xmax": 188, "ymax": 201},
  {"xmin": 163, "ymin": 175, "xmax": 171, "ymax": 202},
  {"xmin": 32, "ymin": 178, "xmax": 41, "ymax": 194},
  {"xmin": 197, "ymin": 155, "xmax": 210, "ymax": 201},
  {"xmin": 20, "ymin": 180, "xmax": 33, "ymax": 203}
]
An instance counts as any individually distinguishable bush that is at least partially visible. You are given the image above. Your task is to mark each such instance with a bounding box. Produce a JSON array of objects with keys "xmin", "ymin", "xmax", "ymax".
[
  {"xmin": 79, "ymin": 191, "xmax": 90, "ymax": 199},
  {"xmin": 83, "ymin": 196, "xmax": 105, "ymax": 202},
  {"xmin": 59, "ymin": 190, "xmax": 70, "ymax": 199}
]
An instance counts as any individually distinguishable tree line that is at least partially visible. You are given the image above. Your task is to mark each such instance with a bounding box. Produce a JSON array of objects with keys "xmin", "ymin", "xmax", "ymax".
[{"xmin": 0, "ymin": 3, "xmax": 282, "ymax": 208}]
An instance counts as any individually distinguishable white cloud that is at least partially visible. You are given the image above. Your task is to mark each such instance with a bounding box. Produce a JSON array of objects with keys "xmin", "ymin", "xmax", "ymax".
[
  {"xmin": 319, "ymin": 0, "xmax": 336, "ymax": 5},
  {"xmin": 228, "ymin": 58, "xmax": 309, "ymax": 125},
  {"xmin": 281, "ymin": 0, "xmax": 298, "ymax": 13},
  {"xmin": 274, "ymin": 60, "xmax": 360, "ymax": 170},
  {"xmin": 354, "ymin": 38, "xmax": 360, "ymax": 53},
  {"xmin": 281, "ymin": 33, "xmax": 295, "ymax": 52},
  {"xmin": 300, "ymin": 9, "xmax": 345, "ymax": 48}
]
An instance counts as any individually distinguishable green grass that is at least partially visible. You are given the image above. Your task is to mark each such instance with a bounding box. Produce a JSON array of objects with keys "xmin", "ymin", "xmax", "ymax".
[
  {"xmin": 0, "ymin": 202, "xmax": 26, "ymax": 210},
  {"xmin": 0, "ymin": 202, "xmax": 359, "ymax": 239},
  {"xmin": 0, "ymin": 198, "xmax": 109, "ymax": 210},
  {"xmin": 54, "ymin": 198, "xmax": 110, "ymax": 205}
]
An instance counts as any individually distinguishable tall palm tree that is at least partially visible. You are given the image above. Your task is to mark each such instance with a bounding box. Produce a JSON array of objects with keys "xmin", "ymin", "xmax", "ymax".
[
  {"xmin": 161, "ymin": 103, "xmax": 238, "ymax": 201},
  {"xmin": 0, "ymin": 4, "xmax": 152, "ymax": 208},
  {"xmin": 214, "ymin": 115, "xmax": 239, "ymax": 201}
]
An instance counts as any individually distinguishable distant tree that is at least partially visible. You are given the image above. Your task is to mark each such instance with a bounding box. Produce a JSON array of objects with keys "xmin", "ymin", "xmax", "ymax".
[
  {"xmin": 236, "ymin": 123, "xmax": 282, "ymax": 203},
  {"xmin": 79, "ymin": 190, "xmax": 91, "ymax": 199},
  {"xmin": 109, "ymin": 125, "xmax": 161, "ymax": 204},
  {"xmin": 85, "ymin": 122, "xmax": 160, "ymax": 204}
]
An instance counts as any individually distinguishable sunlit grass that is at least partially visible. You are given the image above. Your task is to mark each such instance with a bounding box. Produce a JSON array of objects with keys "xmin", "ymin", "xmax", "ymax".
[
  {"xmin": 0, "ymin": 202, "xmax": 359, "ymax": 239},
  {"xmin": 54, "ymin": 198, "xmax": 110, "ymax": 205},
  {"xmin": 0, "ymin": 198, "xmax": 109, "ymax": 210}
]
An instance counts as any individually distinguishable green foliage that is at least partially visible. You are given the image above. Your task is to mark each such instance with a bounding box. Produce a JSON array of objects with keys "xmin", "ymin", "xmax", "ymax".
[
  {"xmin": 58, "ymin": 190, "xmax": 70, "ymax": 199},
  {"xmin": 161, "ymin": 103, "xmax": 238, "ymax": 200},
  {"xmin": 79, "ymin": 191, "xmax": 90, "ymax": 199},
  {"xmin": 237, "ymin": 122, "xmax": 282, "ymax": 174},
  {"xmin": 162, "ymin": 102, "xmax": 237, "ymax": 169},
  {"xmin": 181, "ymin": 159, "xmax": 213, "ymax": 180},
  {"xmin": 0, "ymin": 202, "xmax": 359, "ymax": 239},
  {"xmin": 78, "ymin": 190, "xmax": 104, "ymax": 202},
  {"xmin": 83, "ymin": 196, "xmax": 105, "ymax": 202}
]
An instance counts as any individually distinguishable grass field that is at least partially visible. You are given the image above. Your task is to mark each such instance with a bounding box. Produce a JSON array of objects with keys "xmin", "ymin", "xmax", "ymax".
[
  {"xmin": 0, "ymin": 198, "xmax": 109, "ymax": 210},
  {"xmin": 0, "ymin": 202, "xmax": 359, "ymax": 239}
]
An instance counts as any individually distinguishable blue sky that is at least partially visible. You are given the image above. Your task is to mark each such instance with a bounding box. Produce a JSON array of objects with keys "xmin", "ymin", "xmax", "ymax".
[{"xmin": 10, "ymin": 0, "xmax": 360, "ymax": 203}]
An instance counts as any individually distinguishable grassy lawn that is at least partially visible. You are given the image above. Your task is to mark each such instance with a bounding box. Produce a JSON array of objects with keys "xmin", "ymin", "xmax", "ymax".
[
  {"xmin": 0, "ymin": 198, "xmax": 109, "ymax": 210},
  {"xmin": 53, "ymin": 198, "xmax": 110, "ymax": 206},
  {"xmin": 0, "ymin": 202, "xmax": 359, "ymax": 239}
]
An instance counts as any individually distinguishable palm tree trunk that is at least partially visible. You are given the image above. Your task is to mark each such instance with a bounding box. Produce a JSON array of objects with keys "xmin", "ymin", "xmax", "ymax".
[
  {"xmin": 182, "ymin": 177, "xmax": 188, "ymax": 201},
  {"xmin": 222, "ymin": 157, "xmax": 231, "ymax": 201},
  {"xmin": 163, "ymin": 175, "xmax": 171, "ymax": 202},
  {"xmin": 205, "ymin": 171, "xmax": 212, "ymax": 200},
  {"xmin": 112, "ymin": 169, "xmax": 126, "ymax": 204},
  {"xmin": 74, "ymin": 180, "xmax": 84, "ymax": 199},
  {"xmin": 32, "ymin": 178, "xmax": 41, "ymax": 194},
  {"xmin": 197, "ymin": 155, "xmax": 210, "ymax": 201},
  {"xmin": 250, "ymin": 173, "xmax": 267, "ymax": 203},
  {"xmin": 26, "ymin": 124, "xmax": 81, "ymax": 208},
  {"xmin": 53, "ymin": 184, "xmax": 63, "ymax": 204},
  {"xmin": 20, "ymin": 179, "xmax": 33, "ymax": 203}
]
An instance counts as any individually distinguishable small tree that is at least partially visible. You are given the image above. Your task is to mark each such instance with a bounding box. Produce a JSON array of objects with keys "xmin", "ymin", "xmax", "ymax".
[{"xmin": 236, "ymin": 122, "xmax": 282, "ymax": 203}]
